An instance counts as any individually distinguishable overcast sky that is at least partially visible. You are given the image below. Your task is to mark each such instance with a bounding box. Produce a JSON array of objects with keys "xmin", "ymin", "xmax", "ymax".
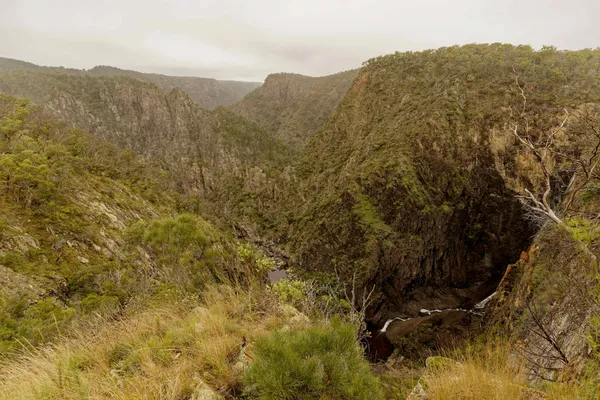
[{"xmin": 1, "ymin": 0, "xmax": 598, "ymax": 81}]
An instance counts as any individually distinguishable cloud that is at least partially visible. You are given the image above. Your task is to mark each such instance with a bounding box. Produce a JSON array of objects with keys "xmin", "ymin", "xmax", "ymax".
[{"xmin": 0, "ymin": 0, "xmax": 598, "ymax": 81}]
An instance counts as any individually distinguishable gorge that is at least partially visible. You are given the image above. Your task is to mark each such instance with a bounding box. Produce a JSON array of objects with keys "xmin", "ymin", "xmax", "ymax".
[{"xmin": 1, "ymin": 44, "xmax": 600, "ymax": 398}]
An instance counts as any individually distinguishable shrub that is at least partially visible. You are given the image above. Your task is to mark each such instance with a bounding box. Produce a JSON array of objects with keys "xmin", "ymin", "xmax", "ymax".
[
  {"xmin": 244, "ymin": 320, "xmax": 383, "ymax": 400},
  {"xmin": 270, "ymin": 279, "xmax": 307, "ymax": 306},
  {"xmin": 236, "ymin": 242, "xmax": 274, "ymax": 280},
  {"xmin": 137, "ymin": 214, "xmax": 228, "ymax": 288},
  {"xmin": 0, "ymin": 297, "xmax": 75, "ymax": 354},
  {"xmin": 79, "ymin": 294, "xmax": 120, "ymax": 315},
  {"xmin": 566, "ymin": 217, "xmax": 599, "ymax": 245}
]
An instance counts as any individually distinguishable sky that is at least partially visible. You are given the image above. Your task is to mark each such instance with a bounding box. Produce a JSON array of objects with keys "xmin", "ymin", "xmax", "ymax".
[{"xmin": 1, "ymin": 0, "xmax": 599, "ymax": 82}]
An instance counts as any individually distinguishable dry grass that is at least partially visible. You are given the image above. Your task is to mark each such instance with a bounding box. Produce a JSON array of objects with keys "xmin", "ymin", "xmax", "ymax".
[
  {"xmin": 0, "ymin": 284, "xmax": 285, "ymax": 400},
  {"xmin": 422, "ymin": 340, "xmax": 596, "ymax": 400},
  {"xmin": 424, "ymin": 341, "xmax": 528, "ymax": 400}
]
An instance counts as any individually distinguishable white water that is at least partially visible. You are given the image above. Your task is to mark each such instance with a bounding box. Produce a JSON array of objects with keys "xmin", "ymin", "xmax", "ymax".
[
  {"xmin": 474, "ymin": 291, "xmax": 497, "ymax": 309},
  {"xmin": 380, "ymin": 317, "xmax": 408, "ymax": 333},
  {"xmin": 381, "ymin": 292, "xmax": 497, "ymax": 332}
]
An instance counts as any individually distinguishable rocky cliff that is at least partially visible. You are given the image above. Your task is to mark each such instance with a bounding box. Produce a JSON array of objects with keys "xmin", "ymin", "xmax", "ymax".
[
  {"xmin": 286, "ymin": 44, "xmax": 600, "ymax": 338},
  {"xmin": 0, "ymin": 71, "xmax": 292, "ymax": 232},
  {"xmin": 0, "ymin": 57, "xmax": 261, "ymax": 109},
  {"xmin": 231, "ymin": 70, "xmax": 358, "ymax": 149},
  {"xmin": 86, "ymin": 66, "xmax": 262, "ymax": 109}
]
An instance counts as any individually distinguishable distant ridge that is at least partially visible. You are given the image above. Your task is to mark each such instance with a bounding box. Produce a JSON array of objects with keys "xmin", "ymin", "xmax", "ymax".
[
  {"xmin": 231, "ymin": 70, "xmax": 358, "ymax": 149},
  {"xmin": 0, "ymin": 57, "xmax": 261, "ymax": 109}
]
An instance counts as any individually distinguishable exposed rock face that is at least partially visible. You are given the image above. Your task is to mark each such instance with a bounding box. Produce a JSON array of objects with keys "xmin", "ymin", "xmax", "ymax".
[
  {"xmin": 386, "ymin": 311, "xmax": 477, "ymax": 355},
  {"xmin": 231, "ymin": 70, "xmax": 358, "ymax": 149},
  {"xmin": 367, "ymin": 309, "xmax": 483, "ymax": 361},
  {"xmin": 191, "ymin": 380, "xmax": 224, "ymax": 400},
  {"xmin": 489, "ymin": 227, "xmax": 600, "ymax": 381},
  {"xmin": 86, "ymin": 66, "xmax": 261, "ymax": 109},
  {"xmin": 0, "ymin": 71, "xmax": 291, "ymax": 230}
]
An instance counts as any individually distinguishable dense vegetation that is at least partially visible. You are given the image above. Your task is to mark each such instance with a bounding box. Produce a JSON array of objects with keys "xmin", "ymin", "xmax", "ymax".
[{"xmin": 285, "ymin": 44, "xmax": 600, "ymax": 325}]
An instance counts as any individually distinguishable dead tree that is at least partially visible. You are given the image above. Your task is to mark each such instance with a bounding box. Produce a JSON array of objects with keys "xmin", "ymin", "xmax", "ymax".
[
  {"xmin": 509, "ymin": 69, "xmax": 600, "ymax": 225},
  {"xmin": 522, "ymin": 298, "xmax": 570, "ymax": 369}
]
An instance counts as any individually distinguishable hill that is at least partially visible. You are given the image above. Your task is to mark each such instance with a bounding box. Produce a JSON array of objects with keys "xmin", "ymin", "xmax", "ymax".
[
  {"xmin": 286, "ymin": 44, "xmax": 600, "ymax": 342},
  {"xmin": 0, "ymin": 57, "xmax": 261, "ymax": 109},
  {"xmin": 87, "ymin": 65, "xmax": 261, "ymax": 109},
  {"xmin": 0, "ymin": 71, "xmax": 293, "ymax": 232},
  {"xmin": 231, "ymin": 70, "xmax": 358, "ymax": 149},
  {"xmin": 0, "ymin": 94, "xmax": 237, "ymax": 353}
]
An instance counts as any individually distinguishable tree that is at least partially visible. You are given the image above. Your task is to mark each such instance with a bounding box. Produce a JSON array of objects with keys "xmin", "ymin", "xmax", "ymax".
[{"xmin": 0, "ymin": 98, "xmax": 30, "ymax": 141}]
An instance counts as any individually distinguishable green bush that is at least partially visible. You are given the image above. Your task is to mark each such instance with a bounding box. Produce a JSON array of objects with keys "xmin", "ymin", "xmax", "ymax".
[
  {"xmin": 0, "ymin": 297, "xmax": 75, "ymax": 354},
  {"xmin": 133, "ymin": 214, "xmax": 233, "ymax": 288},
  {"xmin": 270, "ymin": 279, "xmax": 307, "ymax": 306},
  {"xmin": 244, "ymin": 320, "xmax": 383, "ymax": 400},
  {"xmin": 79, "ymin": 294, "xmax": 120, "ymax": 315}
]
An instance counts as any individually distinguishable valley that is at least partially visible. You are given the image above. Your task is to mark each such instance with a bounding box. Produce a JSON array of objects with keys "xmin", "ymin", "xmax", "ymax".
[{"xmin": 1, "ymin": 44, "xmax": 600, "ymax": 399}]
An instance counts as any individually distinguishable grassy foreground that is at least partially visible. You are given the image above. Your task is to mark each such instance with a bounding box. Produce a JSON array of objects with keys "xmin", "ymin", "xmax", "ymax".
[
  {"xmin": 0, "ymin": 284, "xmax": 383, "ymax": 400},
  {"xmin": 0, "ymin": 285, "xmax": 267, "ymax": 399},
  {"xmin": 416, "ymin": 341, "xmax": 599, "ymax": 400},
  {"xmin": 1, "ymin": 283, "xmax": 598, "ymax": 399}
]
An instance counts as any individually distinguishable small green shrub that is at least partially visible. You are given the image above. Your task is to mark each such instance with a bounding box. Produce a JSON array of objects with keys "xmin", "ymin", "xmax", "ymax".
[
  {"xmin": 79, "ymin": 294, "xmax": 120, "ymax": 315},
  {"xmin": 236, "ymin": 243, "xmax": 274, "ymax": 281},
  {"xmin": 566, "ymin": 217, "xmax": 599, "ymax": 244},
  {"xmin": 270, "ymin": 279, "xmax": 307, "ymax": 306},
  {"xmin": 137, "ymin": 214, "xmax": 230, "ymax": 288},
  {"xmin": 0, "ymin": 297, "xmax": 75, "ymax": 354},
  {"xmin": 124, "ymin": 219, "xmax": 147, "ymax": 244},
  {"xmin": 244, "ymin": 320, "xmax": 384, "ymax": 400}
]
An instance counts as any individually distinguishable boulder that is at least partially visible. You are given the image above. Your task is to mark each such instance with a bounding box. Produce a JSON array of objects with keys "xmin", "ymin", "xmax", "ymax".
[{"xmin": 191, "ymin": 379, "xmax": 223, "ymax": 400}]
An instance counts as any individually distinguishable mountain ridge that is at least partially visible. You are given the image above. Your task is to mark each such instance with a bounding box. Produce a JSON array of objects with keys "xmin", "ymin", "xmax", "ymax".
[{"xmin": 0, "ymin": 57, "xmax": 261, "ymax": 109}]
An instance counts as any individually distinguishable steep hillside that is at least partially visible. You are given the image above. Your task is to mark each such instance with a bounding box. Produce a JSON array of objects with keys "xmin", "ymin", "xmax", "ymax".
[
  {"xmin": 0, "ymin": 71, "xmax": 292, "ymax": 231},
  {"xmin": 287, "ymin": 44, "xmax": 600, "ymax": 333},
  {"xmin": 231, "ymin": 70, "xmax": 358, "ymax": 149},
  {"xmin": 0, "ymin": 96, "xmax": 385, "ymax": 400},
  {"xmin": 0, "ymin": 94, "xmax": 249, "ymax": 354},
  {"xmin": 0, "ymin": 57, "xmax": 261, "ymax": 109},
  {"xmin": 87, "ymin": 66, "xmax": 261, "ymax": 109},
  {"xmin": 486, "ymin": 123, "xmax": 600, "ymax": 384}
]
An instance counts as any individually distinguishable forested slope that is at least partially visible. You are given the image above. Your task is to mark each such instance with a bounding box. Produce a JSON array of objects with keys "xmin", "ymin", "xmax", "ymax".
[
  {"xmin": 287, "ymin": 44, "xmax": 600, "ymax": 326},
  {"xmin": 0, "ymin": 57, "xmax": 261, "ymax": 109}
]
